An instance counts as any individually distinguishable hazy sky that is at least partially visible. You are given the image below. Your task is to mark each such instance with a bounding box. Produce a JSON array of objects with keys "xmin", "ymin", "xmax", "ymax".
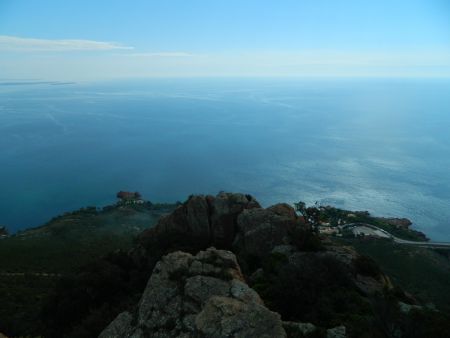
[{"xmin": 1, "ymin": 0, "xmax": 449, "ymax": 80}]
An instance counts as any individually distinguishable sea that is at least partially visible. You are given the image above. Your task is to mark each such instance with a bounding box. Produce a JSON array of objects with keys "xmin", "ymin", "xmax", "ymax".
[{"xmin": 0, "ymin": 78, "xmax": 449, "ymax": 240}]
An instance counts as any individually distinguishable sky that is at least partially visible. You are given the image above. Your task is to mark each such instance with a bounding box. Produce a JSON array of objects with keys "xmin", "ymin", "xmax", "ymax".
[{"xmin": 0, "ymin": 0, "xmax": 449, "ymax": 80}]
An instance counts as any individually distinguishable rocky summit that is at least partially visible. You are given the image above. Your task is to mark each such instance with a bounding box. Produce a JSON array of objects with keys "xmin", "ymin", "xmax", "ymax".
[
  {"xmin": 98, "ymin": 192, "xmax": 403, "ymax": 338},
  {"xmin": 99, "ymin": 248, "xmax": 286, "ymax": 338},
  {"xmin": 138, "ymin": 192, "xmax": 262, "ymax": 249}
]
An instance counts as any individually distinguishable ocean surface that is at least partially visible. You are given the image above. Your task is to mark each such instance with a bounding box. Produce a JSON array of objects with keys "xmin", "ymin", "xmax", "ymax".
[{"xmin": 0, "ymin": 78, "xmax": 449, "ymax": 240}]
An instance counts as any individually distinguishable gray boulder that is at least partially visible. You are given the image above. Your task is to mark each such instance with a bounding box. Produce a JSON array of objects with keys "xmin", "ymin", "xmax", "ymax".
[
  {"xmin": 196, "ymin": 296, "xmax": 286, "ymax": 338},
  {"xmin": 327, "ymin": 325, "xmax": 346, "ymax": 338},
  {"xmin": 283, "ymin": 321, "xmax": 317, "ymax": 336},
  {"xmin": 99, "ymin": 247, "xmax": 285, "ymax": 338}
]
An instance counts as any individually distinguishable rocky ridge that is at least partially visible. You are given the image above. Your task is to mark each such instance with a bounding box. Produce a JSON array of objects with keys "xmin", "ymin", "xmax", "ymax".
[
  {"xmin": 100, "ymin": 248, "xmax": 286, "ymax": 338},
  {"xmin": 99, "ymin": 192, "xmax": 397, "ymax": 337}
]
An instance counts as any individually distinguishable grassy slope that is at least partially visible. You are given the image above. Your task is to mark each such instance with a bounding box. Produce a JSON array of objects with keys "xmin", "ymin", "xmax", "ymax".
[
  {"xmin": 0, "ymin": 203, "xmax": 176, "ymax": 336},
  {"xmin": 336, "ymin": 238, "xmax": 450, "ymax": 311},
  {"xmin": 0, "ymin": 204, "xmax": 174, "ymax": 273}
]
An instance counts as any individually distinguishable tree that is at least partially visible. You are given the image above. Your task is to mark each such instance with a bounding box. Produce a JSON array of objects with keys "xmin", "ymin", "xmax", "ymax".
[{"xmin": 294, "ymin": 202, "xmax": 320, "ymax": 227}]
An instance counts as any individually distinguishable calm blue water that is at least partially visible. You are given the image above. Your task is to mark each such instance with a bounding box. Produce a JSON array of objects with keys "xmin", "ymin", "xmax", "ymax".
[{"xmin": 0, "ymin": 78, "xmax": 449, "ymax": 240}]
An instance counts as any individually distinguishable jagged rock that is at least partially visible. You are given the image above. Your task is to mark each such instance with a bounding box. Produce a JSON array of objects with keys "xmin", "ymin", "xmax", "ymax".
[
  {"xmin": 354, "ymin": 273, "xmax": 393, "ymax": 295},
  {"xmin": 398, "ymin": 301, "xmax": 423, "ymax": 314},
  {"xmin": 282, "ymin": 322, "xmax": 346, "ymax": 338},
  {"xmin": 272, "ymin": 244, "xmax": 297, "ymax": 256},
  {"xmin": 267, "ymin": 203, "xmax": 298, "ymax": 219},
  {"xmin": 209, "ymin": 192, "xmax": 260, "ymax": 247},
  {"xmin": 99, "ymin": 312, "xmax": 133, "ymax": 338},
  {"xmin": 326, "ymin": 325, "xmax": 346, "ymax": 338},
  {"xmin": 99, "ymin": 247, "xmax": 285, "ymax": 338},
  {"xmin": 233, "ymin": 204, "xmax": 300, "ymax": 258},
  {"xmin": 196, "ymin": 296, "xmax": 286, "ymax": 338},
  {"xmin": 283, "ymin": 321, "xmax": 317, "ymax": 336},
  {"xmin": 185, "ymin": 195, "xmax": 211, "ymax": 237},
  {"xmin": 139, "ymin": 192, "xmax": 260, "ymax": 250},
  {"xmin": 287, "ymin": 244, "xmax": 393, "ymax": 297},
  {"xmin": 101, "ymin": 193, "xmax": 397, "ymax": 338}
]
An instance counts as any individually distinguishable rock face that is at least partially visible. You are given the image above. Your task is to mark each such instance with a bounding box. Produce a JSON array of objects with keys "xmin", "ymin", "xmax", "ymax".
[
  {"xmin": 233, "ymin": 203, "xmax": 301, "ymax": 259},
  {"xmin": 139, "ymin": 192, "xmax": 260, "ymax": 250},
  {"xmin": 287, "ymin": 244, "xmax": 393, "ymax": 296},
  {"xmin": 99, "ymin": 248, "xmax": 286, "ymax": 338},
  {"xmin": 101, "ymin": 193, "xmax": 394, "ymax": 338},
  {"xmin": 326, "ymin": 325, "xmax": 346, "ymax": 338},
  {"xmin": 283, "ymin": 321, "xmax": 317, "ymax": 336},
  {"xmin": 137, "ymin": 193, "xmax": 306, "ymax": 264}
]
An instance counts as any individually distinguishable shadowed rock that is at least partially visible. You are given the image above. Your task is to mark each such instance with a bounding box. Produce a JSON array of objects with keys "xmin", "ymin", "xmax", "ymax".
[
  {"xmin": 138, "ymin": 192, "xmax": 261, "ymax": 251},
  {"xmin": 233, "ymin": 203, "xmax": 300, "ymax": 258}
]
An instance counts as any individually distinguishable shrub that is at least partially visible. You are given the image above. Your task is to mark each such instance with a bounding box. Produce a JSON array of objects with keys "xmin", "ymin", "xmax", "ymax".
[
  {"xmin": 289, "ymin": 227, "xmax": 324, "ymax": 252},
  {"xmin": 354, "ymin": 255, "xmax": 382, "ymax": 278}
]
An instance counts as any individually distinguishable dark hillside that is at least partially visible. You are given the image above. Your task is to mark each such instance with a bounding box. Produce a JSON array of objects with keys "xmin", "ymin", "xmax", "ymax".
[{"xmin": 0, "ymin": 202, "xmax": 176, "ymax": 336}]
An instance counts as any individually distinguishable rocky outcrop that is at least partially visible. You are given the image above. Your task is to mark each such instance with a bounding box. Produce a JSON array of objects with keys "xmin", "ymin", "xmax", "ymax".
[
  {"xmin": 101, "ymin": 193, "xmax": 397, "ymax": 338},
  {"xmin": 287, "ymin": 244, "xmax": 393, "ymax": 296},
  {"xmin": 283, "ymin": 321, "xmax": 317, "ymax": 336},
  {"xmin": 99, "ymin": 248, "xmax": 286, "ymax": 338},
  {"xmin": 398, "ymin": 301, "xmax": 423, "ymax": 314},
  {"xmin": 354, "ymin": 272, "xmax": 392, "ymax": 295},
  {"xmin": 196, "ymin": 296, "xmax": 285, "ymax": 338},
  {"xmin": 137, "ymin": 193, "xmax": 309, "ymax": 265},
  {"xmin": 326, "ymin": 325, "xmax": 346, "ymax": 338},
  {"xmin": 283, "ymin": 321, "xmax": 347, "ymax": 338},
  {"xmin": 138, "ymin": 192, "xmax": 260, "ymax": 250},
  {"xmin": 233, "ymin": 203, "xmax": 301, "ymax": 258}
]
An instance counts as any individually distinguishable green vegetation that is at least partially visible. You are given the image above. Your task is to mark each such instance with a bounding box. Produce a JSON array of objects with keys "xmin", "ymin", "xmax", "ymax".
[
  {"xmin": 41, "ymin": 250, "xmax": 148, "ymax": 338},
  {"xmin": 1, "ymin": 199, "xmax": 449, "ymax": 338},
  {"xmin": 288, "ymin": 226, "xmax": 324, "ymax": 251},
  {"xmin": 0, "ymin": 202, "xmax": 177, "ymax": 337},
  {"xmin": 0, "ymin": 203, "xmax": 175, "ymax": 273},
  {"xmin": 307, "ymin": 204, "xmax": 428, "ymax": 242},
  {"xmin": 336, "ymin": 237, "xmax": 450, "ymax": 312},
  {"xmin": 250, "ymin": 252, "xmax": 383, "ymax": 337},
  {"xmin": 353, "ymin": 254, "xmax": 382, "ymax": 278},
  {"xmin": 39, "ymin": 229, "xmax": 213, "ymax": 338},
  {"xmin": 0, "ymin": 274, "xmax": 58, "ymax": 335}
]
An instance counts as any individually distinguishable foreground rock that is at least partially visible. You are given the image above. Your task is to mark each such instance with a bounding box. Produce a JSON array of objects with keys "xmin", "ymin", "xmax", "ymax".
[{"xmin": 99, "ymin": 248, "xmax": 286, "ymax": 338}]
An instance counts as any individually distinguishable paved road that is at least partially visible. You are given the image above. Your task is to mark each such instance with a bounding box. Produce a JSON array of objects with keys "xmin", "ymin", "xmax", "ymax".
[
  {"xmin": 343, "ymin": 223, "xmax": 450, "ymax": 248},
  {"xmin": 392, "ymin": 237, "xmax": 450, "ymax": 248}
]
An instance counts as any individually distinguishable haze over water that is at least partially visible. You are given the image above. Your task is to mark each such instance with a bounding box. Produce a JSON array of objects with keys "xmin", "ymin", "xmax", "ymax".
[{"xmin": 1, "ymin": 78, "xmax": 449, "ymax": 240}]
